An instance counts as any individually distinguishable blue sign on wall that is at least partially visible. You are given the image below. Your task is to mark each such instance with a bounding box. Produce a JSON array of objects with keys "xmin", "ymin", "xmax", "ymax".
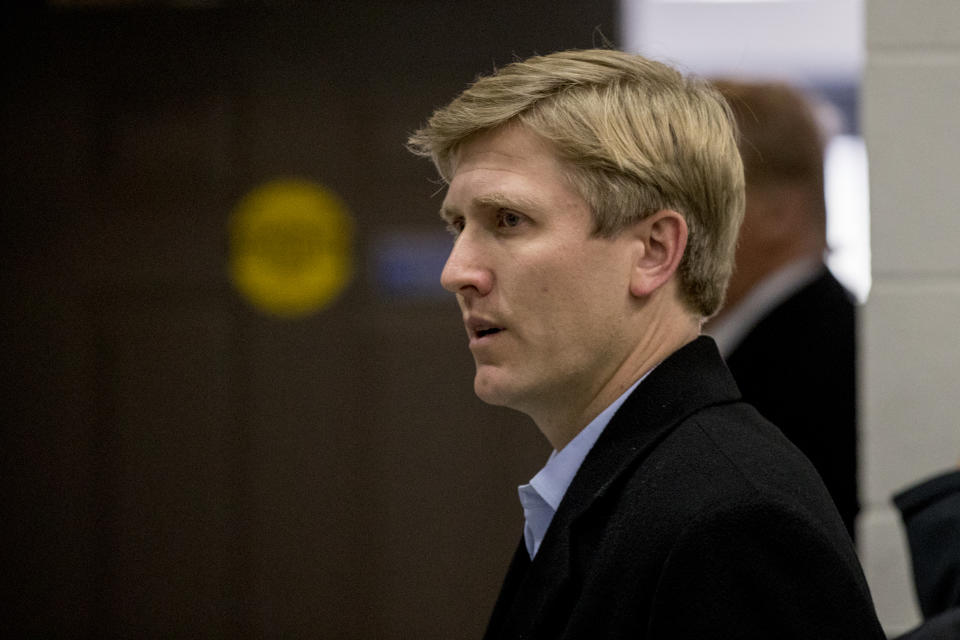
[{"xmin": 372, "ymin": 230, "xmax": 452, "ymax": 298}]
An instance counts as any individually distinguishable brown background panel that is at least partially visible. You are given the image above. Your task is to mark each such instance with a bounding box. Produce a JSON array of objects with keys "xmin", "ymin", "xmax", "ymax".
[
  {"xmin": 361, "ymin": 305, "xmax": 545, "ymax": 638},
  {"xmin": 1, "ymin": 2, "xmax": 617, "ymax": 637},
  {"xmin": 242, "ymin": 301, "xmax": 370, "ymax": 638},
  {"xmin": 93, "ymin": 294, "xmax": 240, "ymax": 637}
]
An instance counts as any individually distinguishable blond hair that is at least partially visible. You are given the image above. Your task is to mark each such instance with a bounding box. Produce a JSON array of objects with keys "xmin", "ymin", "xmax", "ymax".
[{"xmin": 408, "ymin": 49, "xmax": 744, "ymax": 318}]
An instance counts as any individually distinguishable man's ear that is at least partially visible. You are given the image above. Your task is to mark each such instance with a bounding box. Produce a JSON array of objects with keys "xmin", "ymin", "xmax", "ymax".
[{"xmin": 629, "ymin": 209, "xmax": 688, "ymax": 298}]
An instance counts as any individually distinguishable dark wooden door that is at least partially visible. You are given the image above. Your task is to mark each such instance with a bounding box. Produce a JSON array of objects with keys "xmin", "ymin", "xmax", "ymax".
[{"xmin": 2, "ymin": 3, "xmax": 614, "ymax": 637}]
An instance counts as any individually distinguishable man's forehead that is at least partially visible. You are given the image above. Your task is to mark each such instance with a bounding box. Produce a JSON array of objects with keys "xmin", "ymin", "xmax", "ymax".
[{"xmin": 449, "ymin": 123, "xmax": 566, "ymax": 174}]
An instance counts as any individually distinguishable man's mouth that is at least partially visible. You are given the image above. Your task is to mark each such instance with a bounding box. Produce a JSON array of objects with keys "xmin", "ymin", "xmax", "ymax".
[{"xmin": 466, "ymin": 317, "xmax": 505, "ymax": 342}]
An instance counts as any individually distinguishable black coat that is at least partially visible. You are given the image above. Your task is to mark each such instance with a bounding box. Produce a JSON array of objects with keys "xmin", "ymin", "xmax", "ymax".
[
  {"xmin": 484, "ymin": 337, "xmax": 884, "ymax": 639},
  {"xmin": 725, "ymin": 268, "xmax": 859, "ymax": 539}
]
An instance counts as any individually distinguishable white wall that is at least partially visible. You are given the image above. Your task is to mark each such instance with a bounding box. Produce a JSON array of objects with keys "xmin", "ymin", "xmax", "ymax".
[
  {"xmin": 861, "ymin": 0, "xmax": 960, "ymax": 634},
  {"xmin": 622, "ymin": 0, "xmax": 863, "ymax": 83}
]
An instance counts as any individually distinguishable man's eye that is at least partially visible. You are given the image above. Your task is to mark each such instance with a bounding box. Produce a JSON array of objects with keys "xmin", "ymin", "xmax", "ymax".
[
  {"xmin": 498, "ymin": 210, "xmax": 523, "ymax": 228},
  {"xmin": 446, "ymin": 218, "xmax": 465, "ymax": 236}
]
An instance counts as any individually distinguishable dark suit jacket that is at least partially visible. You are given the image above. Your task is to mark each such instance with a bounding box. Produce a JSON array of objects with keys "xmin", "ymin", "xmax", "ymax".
[
  {"xmin": 725, "ymin": 267, "xmax": 859, "ymax": 539},
  {"xmin": 484, "ymin": 337, "xmax": 883, "ymax": 639}
]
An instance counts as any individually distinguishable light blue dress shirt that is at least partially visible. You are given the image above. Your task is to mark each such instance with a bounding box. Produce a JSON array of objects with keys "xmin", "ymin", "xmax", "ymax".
[{"xmin": 517, "ymin": 373, "xmax": 650, "ymax": 559}]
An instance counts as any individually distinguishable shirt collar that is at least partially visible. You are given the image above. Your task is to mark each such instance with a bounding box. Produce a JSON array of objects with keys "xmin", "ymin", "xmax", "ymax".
[{"xmin": 518, "ymin": 372, "xmax": 651, "ymax": 558}]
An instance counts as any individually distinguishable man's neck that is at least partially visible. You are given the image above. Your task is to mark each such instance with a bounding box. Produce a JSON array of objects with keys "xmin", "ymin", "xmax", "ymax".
[
  {"xmin": 707, "ymin": 256, "xmax": 823, "ymax": 357},
  {"xmin": 532, "ymin": 312, "xmax": 700, "ymax": 451},
  {"xmin": 723, "ymin": 244, "xmax": 824, "ymax": 314}
]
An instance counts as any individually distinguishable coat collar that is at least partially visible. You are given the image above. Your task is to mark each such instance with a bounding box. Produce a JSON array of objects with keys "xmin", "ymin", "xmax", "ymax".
[
  {"xmin": 484, "ymin": 336, "xmax": 741, "ymax": 638},
  {"xmin": 557, "ymin": 336, "xmax": 741, "ymax": 523}
]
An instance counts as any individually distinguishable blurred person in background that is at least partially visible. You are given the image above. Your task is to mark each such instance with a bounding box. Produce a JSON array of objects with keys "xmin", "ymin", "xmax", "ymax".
[{"xmin": 707, "ymin": 79, "xmax": 859, "ymax": 540}]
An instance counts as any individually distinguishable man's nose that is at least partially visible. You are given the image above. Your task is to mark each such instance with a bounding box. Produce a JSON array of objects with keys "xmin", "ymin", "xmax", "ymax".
[{"xmin": 440, "ymin": 235, "xmax": 493, "ymax": 296}]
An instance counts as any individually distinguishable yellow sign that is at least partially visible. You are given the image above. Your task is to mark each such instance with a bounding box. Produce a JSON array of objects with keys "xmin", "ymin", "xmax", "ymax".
[{"xmin": 229, "ymin": 179, "xmax": 353, "ymax": 317}]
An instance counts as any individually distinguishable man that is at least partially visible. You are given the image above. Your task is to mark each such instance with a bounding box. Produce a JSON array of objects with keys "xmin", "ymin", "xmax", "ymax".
[
  {"xmin": 408, "ymin": 49, "xmax": 883, "ymax": 639},
  {"xmin": 706, "ymin": 80, "xmax": 859, "ymax": 539}
]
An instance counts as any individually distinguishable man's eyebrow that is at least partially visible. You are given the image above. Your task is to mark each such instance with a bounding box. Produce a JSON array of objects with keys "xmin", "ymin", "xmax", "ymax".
[
  {"xmin": 439, "ymin": 192, "xmax": 539, "ymax": 222},
  {"xmin": 475, "ymin": 192, "xmax": 539, "ymax": 212}
]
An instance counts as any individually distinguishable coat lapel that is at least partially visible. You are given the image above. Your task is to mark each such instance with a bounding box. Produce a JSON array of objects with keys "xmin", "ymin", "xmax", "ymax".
[
  {"xmin": 558, "ymin": 336, "xmax": 741, "ymax": 525},
  {"xmin": 484, "ymin": 538, "xmax": 529, "ymax": 639},
  {"xmin": 485, "ymin": 337, "xmax": 741, "ymax": 638}
]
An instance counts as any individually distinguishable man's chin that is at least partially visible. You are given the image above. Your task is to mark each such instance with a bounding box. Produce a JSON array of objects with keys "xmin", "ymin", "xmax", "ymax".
[{"xmin": 473, "ymin": 370, "xmax": 519, "ymax": 408}]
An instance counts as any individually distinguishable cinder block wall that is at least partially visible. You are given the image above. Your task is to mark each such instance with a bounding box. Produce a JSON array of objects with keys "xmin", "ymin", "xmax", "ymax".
[{"xmin": 860, "ymin": 1, "xmax": 960, "ymax": 634}]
